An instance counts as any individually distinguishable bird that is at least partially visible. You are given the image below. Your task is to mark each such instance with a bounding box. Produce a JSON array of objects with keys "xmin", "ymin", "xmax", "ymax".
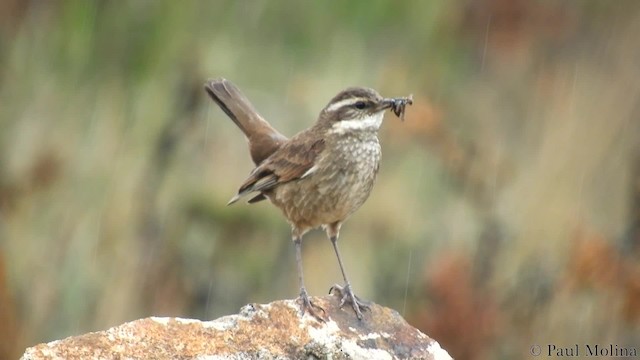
[{"xmin": 204, "ymin": 78, "xmax": 412, "ymax": 320}]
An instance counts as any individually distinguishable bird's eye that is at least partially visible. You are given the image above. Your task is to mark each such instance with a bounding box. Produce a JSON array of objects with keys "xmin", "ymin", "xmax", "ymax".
[{"xmin": 354, "ymin": 101, "xmax": 366, "ymax": 109}]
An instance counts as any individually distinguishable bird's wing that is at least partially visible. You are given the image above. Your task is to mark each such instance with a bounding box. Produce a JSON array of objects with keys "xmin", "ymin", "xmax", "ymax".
[{"xmin": 228, "ymin": 138, "xmax": 325, "ymax": 204}]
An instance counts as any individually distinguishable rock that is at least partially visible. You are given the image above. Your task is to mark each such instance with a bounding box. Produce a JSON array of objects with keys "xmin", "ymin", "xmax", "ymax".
[{"xmin": 21, "ymin": 296, "xmax": 452, "ymax": 360}]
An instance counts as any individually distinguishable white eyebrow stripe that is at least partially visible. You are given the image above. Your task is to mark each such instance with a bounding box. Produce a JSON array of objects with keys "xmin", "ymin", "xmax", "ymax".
[{"xmin": 325, "ymin": 97, "xmax": 366, "ymax": 113}]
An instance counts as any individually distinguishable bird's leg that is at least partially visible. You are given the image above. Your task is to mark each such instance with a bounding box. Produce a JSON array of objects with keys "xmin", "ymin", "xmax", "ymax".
[
  {"xmin": 294, "ymin": 235, "xmax": 325, "ymax": 321},
  {"xmin": 326, "ymin": 226, "xmax": 370, "ymax": 319}
]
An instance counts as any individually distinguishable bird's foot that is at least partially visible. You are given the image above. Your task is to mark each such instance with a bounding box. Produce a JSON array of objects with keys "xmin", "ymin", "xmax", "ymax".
[
  {"xmin": 298, "ymin": 288, "xmax": 326, "ymax": 322},
  {"xmin": 329, "ymin": 283, "xmax": 370, "ymax": 320}
]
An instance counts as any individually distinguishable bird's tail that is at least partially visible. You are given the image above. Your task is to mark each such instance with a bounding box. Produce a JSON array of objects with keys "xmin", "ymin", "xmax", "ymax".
[{"xmin": 204, "ymin": 78, "xmax": 287, "ymax": 165}]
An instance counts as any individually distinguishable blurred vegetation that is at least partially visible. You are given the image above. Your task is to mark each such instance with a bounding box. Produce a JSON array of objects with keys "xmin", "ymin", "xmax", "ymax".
[{"xmin": 1, "ymin": 0, "xmax": 640, "ymax": 359}]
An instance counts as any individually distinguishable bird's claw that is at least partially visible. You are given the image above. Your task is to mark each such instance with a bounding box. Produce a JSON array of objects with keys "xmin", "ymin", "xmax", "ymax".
[
  {"xmin": 298, "ymin": 288, "xmax": 326, "ymax": 322},
  {"xmin": 329, "ymin": 283, "xmax": 370, "ymax": 320}
]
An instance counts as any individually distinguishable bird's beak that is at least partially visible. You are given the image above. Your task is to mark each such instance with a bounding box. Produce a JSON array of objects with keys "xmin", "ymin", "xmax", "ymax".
[
  {"xmin": 380, "ymin": 98, "xmax": 397, "ymax": 110},
  {"xmin": 381, "ymin": 95, "xmax": 413, "ymax": 121}
]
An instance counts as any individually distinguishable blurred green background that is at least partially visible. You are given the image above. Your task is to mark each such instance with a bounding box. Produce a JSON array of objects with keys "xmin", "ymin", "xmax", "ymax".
[{"xmin": 1, "ymin": 0, "xmax": 640, "ymax": 358}]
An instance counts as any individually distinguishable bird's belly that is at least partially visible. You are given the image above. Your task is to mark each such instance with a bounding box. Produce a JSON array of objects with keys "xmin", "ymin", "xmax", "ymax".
[{"xmin": 270, "ymin": 139, "xmax": 381, "ymax": 232}]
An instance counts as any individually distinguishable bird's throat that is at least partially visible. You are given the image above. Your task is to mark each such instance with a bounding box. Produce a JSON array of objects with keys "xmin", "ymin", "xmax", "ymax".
[{"xmin": 328, "ymin": 112, "xmax": 384, "ymax": 135}]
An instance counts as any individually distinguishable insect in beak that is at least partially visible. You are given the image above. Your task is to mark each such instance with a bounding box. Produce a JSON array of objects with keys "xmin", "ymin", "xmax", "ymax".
[{"xmin": 383, "ymin": 95, "xmax": 413, "ymax": 121}]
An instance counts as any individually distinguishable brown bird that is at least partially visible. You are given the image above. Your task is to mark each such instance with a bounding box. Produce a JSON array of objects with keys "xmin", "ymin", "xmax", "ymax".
[{"xmin": 204, "ymin": 78, "xmax": 412, "ymax": 319}]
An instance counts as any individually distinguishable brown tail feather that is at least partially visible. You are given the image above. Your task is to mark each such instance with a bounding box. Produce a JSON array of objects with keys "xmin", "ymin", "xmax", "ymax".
[{"xmin": 204, "ymin": 78, "xmax": 287, "ymax": 165}]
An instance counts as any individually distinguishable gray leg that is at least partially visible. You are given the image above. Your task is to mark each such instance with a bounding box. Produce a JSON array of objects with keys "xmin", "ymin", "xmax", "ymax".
[
  {"xmin": 328, "ymin": 234, "xmax": 370, "ymax": 319},
  {"xmin": 294, "ymin": 236, "xmax": 325, "ymax": 321}
]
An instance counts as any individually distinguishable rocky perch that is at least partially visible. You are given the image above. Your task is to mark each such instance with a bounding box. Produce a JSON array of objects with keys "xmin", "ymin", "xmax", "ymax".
[{"xmin": 21, "ymin": 296, "xmax": 452, "ymax": 360}]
